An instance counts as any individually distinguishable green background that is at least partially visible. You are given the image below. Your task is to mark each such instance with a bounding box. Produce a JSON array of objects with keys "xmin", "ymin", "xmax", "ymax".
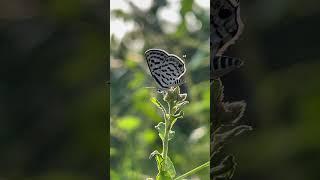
[{"xmin": 110, "ymin": 0, "xmax": 210, "ymax": 179}]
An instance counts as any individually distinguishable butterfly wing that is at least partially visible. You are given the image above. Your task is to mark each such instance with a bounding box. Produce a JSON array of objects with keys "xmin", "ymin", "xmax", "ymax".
[
  {"xmin": 211, "ymin": 55, "xmax": 243, "ymax": 79},
  {"xmin": 145, "ymin": 49, "xmax": 170, "ymax": 89},
  {"xmin": 211, "ymin": 0, "xmax": 243, "ymax": 55},
  {"xmin": 145, "ymin": 49, "xmax": 186, "ymax": 89}
]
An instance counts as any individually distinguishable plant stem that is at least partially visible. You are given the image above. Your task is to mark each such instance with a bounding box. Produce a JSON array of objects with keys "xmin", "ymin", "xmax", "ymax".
[
  {"xmin": 174, "ymin": 161, "xmax": 210, "ymax": 180},
  {"xmin": 162, "ymin": 115, "xmax": 170, "ymax": 166},
  {"xmin": 162, "ymin": 98, "xmax": 172, "ymax": 168},
  {"xmin": 162, "ymin": 120, "xmax": 169, "ymax": 162}
]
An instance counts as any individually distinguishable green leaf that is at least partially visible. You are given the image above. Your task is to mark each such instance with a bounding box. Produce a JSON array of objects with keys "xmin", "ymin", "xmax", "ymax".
[
  {"xmin": 163, "ymin": 156, "xmax": 176, "ymax": 178},
  {"xmin": 172, "ymin": 110, "xmax": 184, "ymax": 119},
  {"xmin": 151, "ymin": 97, "xmax": 162, "ymax": 109},
  {"xmin": 169, "ymin": 130, "xmax": 175, "ymax": 141},
  {"xmin": 156, "ymin": 171, "xmax": 172, "ymax": 180},
  {"xmin": 151, "ymin": 97, "xmax": 166, "ymax": 113},
  {"xmin": 150, "ymin": 151, "xmax": 175, "ymax": 179},
  {"xmin": 155, "ymin": 122, "xmax": 175, "ymax": 141},
  {"xmin": 149, "ymin": 150, "xmax": 161, "ymax": 159},
  {"xmin": 178, "ymin": 93, "xmax": 187, "ymax": 102},
  {"xmin": 155, "ymin": 122, "xmax": 165, "ymax": 140},
  {"xmin": 172, "ymin": 101, "xmax": 189, "ymax": 113},
  {"xmin": 149, "ymin": 150, "xmax": 163, "ymax": 171}
]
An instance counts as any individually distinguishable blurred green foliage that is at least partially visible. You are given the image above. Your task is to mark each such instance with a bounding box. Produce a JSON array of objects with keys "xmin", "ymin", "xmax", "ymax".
[
  {"xmin": 110, "ymin": 0, "xmax": 210, "ymax": 179},
  {"xmin": 0, "ymin": 0, "xmax": 105, "ymax": 179}
]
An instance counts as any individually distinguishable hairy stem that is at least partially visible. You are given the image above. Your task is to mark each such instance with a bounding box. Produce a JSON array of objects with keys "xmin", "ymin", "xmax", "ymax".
[
  {"xmin": 162, "ymin": 117, "xmax": 170, "ymax": 164},
  {"xmin": 162, "ymin": 102, "xmax": 172, "ymax": 168}
]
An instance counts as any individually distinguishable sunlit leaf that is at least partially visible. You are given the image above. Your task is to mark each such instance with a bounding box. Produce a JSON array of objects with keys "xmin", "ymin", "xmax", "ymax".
[
  {"xmin": 163, "ymin": 156, "xmax": 176, "ymax": 178},
  {"xmin": 151, "ymin": 97, "xmax": 163, "ymax": 109},
  {"xmin": 156, "ymin": 171, "xmax": 172, "ymax": 180}
]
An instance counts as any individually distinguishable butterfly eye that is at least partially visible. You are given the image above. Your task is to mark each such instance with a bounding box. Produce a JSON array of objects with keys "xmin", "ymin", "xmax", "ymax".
[{"xmin": 219, "ymin": 8, "xmax": 232, "ymax": 19}]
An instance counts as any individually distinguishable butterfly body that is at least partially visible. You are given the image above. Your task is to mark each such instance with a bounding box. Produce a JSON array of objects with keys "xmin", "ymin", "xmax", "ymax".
[
  {"xmin": 210, "ymin": 0, "xmax": 244, "ymax": 79},
  {"xmin": 145, "ymin": 49, "xmax": 186, "ymax": 90}
]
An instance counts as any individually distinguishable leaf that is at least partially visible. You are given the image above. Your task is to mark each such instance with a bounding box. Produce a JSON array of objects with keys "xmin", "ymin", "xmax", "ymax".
[
  {"xmin": 178, "ymin": 93, "xmax": 187, "ymax": 102},
  {"xmin": 155, "ymin": 122, "xmax": 175, "ymax": 141},
  {"xmin": 151, "ymin": 97, "xmax": 162, "ymax": 108},
  {"xmin": 149, "ymin": 150, "xmax": 163, "ymax": 172},
  {"xmin": 151, "ymin": 97, "xmax": 166, "ymax": 114},
  {"xmin": 156, "ymin": 171, "xmax": 172, "ymax": 180},
  {"xmin": 149, "ymin": 150, "xmax": 161, "ymax": 160},
  {"xmin": 215, "ymin": 125, "xmax": 252, "ymax": 140},
  {"xmin": 172, "ymin": 101, "xmax": 189, "ymax": 113},
  {"xmin": 150, "ymin": 151, "xmax": 176, "ymax": 179},
  {"xmin": 223, "ymin": 101, "xmax": 246, "ymax": 124},
  {"xmin": 169, "ymin": 130, "xmax": 175, "ymax": 141},
  {"xmin": 172, "ymin": 110, "xmax": 184, "ymax": 119},
  {"xmin": 213, "ymin": 125, "xmax": 252, "ymax": 152},
  {"xmin": 212, "ymin": 94, "xmax": 247, "ymax": 132},
  {"xmin": 211, "ymin": 155, "xmax": 236, "ymax": 179},
  {"xmin": 163, "ymin": 156, "xmax": 176, "ymax": 178},
  {"xmin": 212, "ymin": 78, "xmax": 224, "ymax": 105}
]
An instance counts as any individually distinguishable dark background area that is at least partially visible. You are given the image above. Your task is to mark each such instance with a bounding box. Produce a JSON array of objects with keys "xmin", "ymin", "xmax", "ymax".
[
  {"xmin": 0, "ymin": 0, "xmax": 107, "ymax": 179},
  {"xmin": 222, "ymin": 0, "xmax": 320, "ymax": 180}
]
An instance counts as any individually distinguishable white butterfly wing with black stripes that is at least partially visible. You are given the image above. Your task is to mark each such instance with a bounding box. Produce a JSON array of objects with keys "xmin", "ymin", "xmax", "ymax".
[
  {"xmin": 145, "ymin": 49, "xmax": 186, "ymax": 89},
  {"xmin": 211, "ymin": 55, "xmax": 243, "ymax": 79}
]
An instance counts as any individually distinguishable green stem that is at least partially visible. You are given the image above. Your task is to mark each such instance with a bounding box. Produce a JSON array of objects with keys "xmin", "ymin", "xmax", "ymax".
[
  {"xmin": 162, "ymin": 99, "xmax": 172, "ymax": 168},
  {"xmin": 162, "ymin": 116, "xmax": 170, "ymax": 163},
  {"xmin": 174, "ymin": 161, "xmax": 210, "ymax": 180}
]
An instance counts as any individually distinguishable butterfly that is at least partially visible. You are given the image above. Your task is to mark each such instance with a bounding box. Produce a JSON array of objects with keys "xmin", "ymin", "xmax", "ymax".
[
  {"xmin": 211, "ymin": 0, "xmax": 244, "ymax": 79},
  {"xmin": 211, "ymin": 55, "xmax": 243, "ymax": 80},
  {"xmin": 145, "ymin": 49, "xmax": 186, "ymax": 91},
  {"xmin": 211, "ymin": 0, "xmax": 244, "ymax": 56}
]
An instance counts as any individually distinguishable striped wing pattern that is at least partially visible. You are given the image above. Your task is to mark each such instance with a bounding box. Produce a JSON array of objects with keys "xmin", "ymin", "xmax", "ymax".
[
  {"xmin": 145, "ymin": 49, "xmax": 186, "ymax": 89},
  {"xmin": 211, "ymin": 55, "xmax": 243, "ymax": 79}
]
